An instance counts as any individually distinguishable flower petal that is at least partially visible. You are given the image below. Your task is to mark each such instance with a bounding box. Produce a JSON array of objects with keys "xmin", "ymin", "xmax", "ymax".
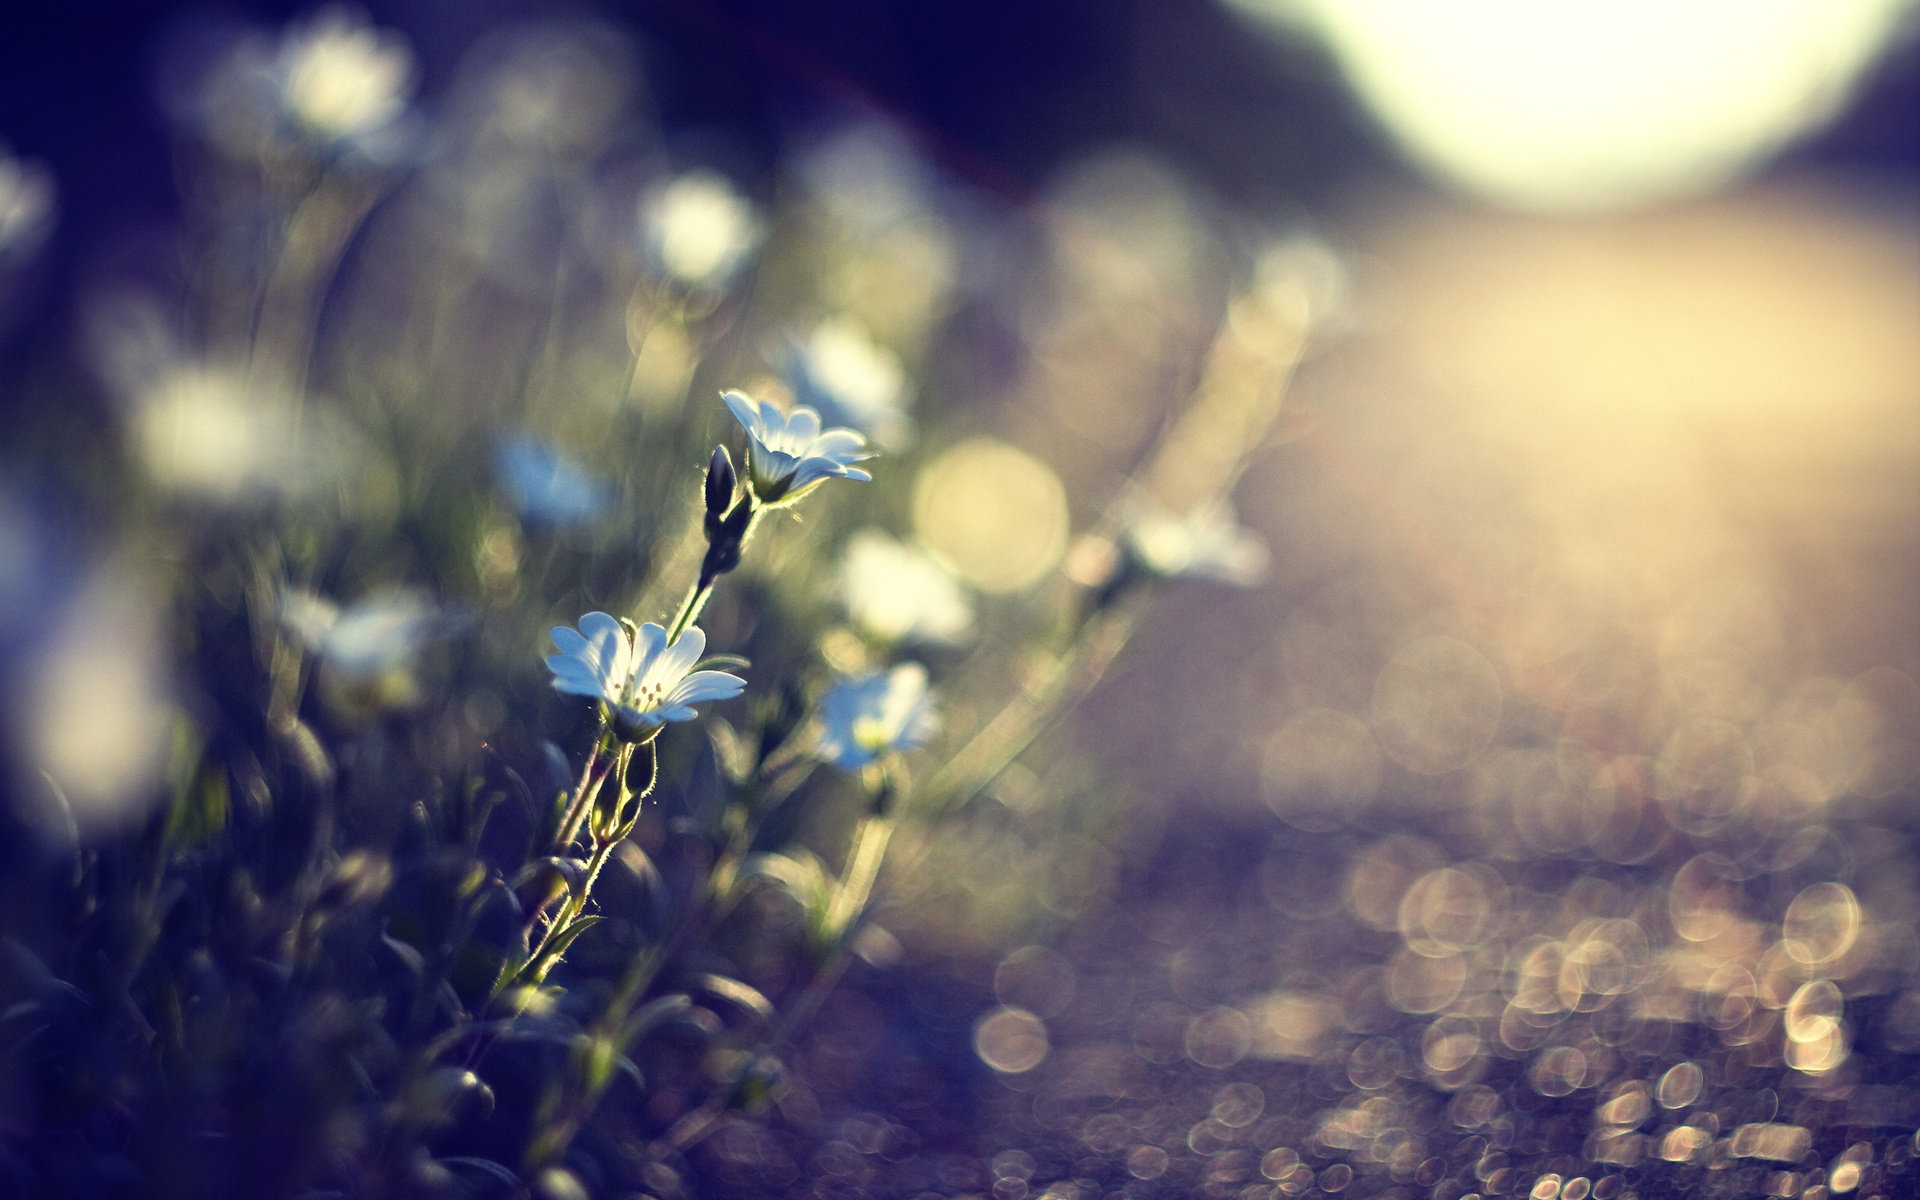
[
  {"xmin": 546, "ymin": 656, "xmax": 611, "ymax": 699},
  {"xmin": 632, "ymin": 622, "xmax": 669, "ymax": 673},
  {"xmin": 576, "ymin": 611, "xmax": 625, "ymax": 644},
  {"xmin": 667, "ymin": 669, "xmax": 746, "ymax": 706},
  {"xmin": 809, "ymin": 429, "xmax": 868, "ymax": 459},
  {"xmin": 655, "ymin": 625, "xmax": 706, "ymax": 683},
  {"xmin": 785, "ymin": 406, "xmax": 821, "ymax": 446},
  {"xmin": 723, "ymin": 390, "xmax": 763, "ymax": 437},
  {"xmin": 616, "ymin": 704, "xmax": 664, "ymax": 728}
]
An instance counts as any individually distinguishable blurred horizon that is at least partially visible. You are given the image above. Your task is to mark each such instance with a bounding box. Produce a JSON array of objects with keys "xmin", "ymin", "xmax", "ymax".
[{"xmin": 1, "ymin": 0, "xmax": 1915, "ymax": 328}]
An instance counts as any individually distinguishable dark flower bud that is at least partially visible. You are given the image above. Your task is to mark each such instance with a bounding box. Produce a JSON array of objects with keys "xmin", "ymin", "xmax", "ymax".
[
  {"xmin": 699, "ymin": 498, "xmax": 755, "ymax": 586},
  {"xmin": 704, "ymin": 444, "xmax": 737, "ymax": 520}
]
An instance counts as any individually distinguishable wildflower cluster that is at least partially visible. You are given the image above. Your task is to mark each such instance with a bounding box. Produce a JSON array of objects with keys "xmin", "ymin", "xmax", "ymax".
[{"xmin": 0, "ymin": 9, "xmax": 1325, "ymax": 1197}]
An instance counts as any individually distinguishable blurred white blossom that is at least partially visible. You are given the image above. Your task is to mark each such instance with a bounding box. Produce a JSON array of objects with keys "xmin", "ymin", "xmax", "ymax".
[
  {"xmin": 788, "ymin": 316, "xmax": 912, "ymax": 449},
  {"xmin": 274, "ymin": 7, "xmax": 414, "ymax": 146},
  {"xmin": 127, "ymin": 363, "xmax": 354, "ymax": 501},
  {"xmin": 1120, "ymin": 491, "xmax": 1270, "ymax": 586},
  {"xmin": 817, "ymin": 663, "xmax": 939, "ymax": 772},
  {"xmin": 184, "ymin": 7, "xmax": 415, "ymax": 162},
  {"xmin": 0, "ymin": 146, "xmax": 55, "ymax": 261},
  {"xmin": 11, "ymin": 565, "xmax": 171, "ymax": 835},
  {"xmin": 839, "ymin": 530, "xmax": 973, "ymax": 646},
  {"xmin": 643, "ymin": 171, "xmax": 761, "ymax": 288}
]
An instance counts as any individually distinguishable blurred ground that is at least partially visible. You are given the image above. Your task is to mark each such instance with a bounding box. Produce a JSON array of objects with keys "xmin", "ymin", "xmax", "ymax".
[{"xmin": 724, "ymin": 181, "xmax": 1920, "ymax": 1199}]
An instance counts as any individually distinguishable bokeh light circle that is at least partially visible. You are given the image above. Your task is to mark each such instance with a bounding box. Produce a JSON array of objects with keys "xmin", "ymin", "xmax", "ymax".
[{"xmin": 913, "ymin": 439, "xmax": 1069, "ymax": 593}]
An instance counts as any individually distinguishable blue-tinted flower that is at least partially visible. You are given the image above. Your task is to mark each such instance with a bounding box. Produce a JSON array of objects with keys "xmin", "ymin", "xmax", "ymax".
[
  {"xmin": 816, "ymin": 663, "xmax": 939, "ymax": 772},
  {"xmin": 546, "ymin": 613, "xmax": 745, "ymax": 728},
  {"xmin": 282, "ymin": 588, "xmax": 446, "ymax": 680},
  {"xmin": 839, "ymin": 530, "xmax": 972, "ymax": 646},
  {"xmin": 496, "ymin": 433, "xmax": 609, "ymax": 525},
  {"xmin": 1120, "ymin": 492, "xmax": 1269, "ymax": 586},
  {"xmin": 722, "ymin": 390, "xmax": 872, "ymax": 505},
  {"xmin": 786, "ymin": 316, "xmax": 911, "ymax": 449}
]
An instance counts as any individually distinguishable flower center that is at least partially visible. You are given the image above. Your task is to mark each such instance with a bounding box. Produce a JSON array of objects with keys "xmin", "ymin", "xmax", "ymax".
[
  {"xmin": 630, "ymin": 678, "xmax": 668, "ymax": 711},
  {"xmin": 853, "ymin": 715, "xmax": 891, "ymax": 752}
]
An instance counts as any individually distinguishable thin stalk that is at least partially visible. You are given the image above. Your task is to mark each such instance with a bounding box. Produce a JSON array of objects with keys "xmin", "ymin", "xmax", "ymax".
[
  {"xmin": 918, "ymin": 599, "xmax": 1142, "ymax": 818},
  {"xmin": 549, "ymin": 734, "xmax": 615, "ymax": 855}
]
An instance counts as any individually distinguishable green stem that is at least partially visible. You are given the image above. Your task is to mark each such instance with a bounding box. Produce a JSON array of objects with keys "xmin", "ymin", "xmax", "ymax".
[
  {"xmin": 918, "ymin": 599, "xmax": 1142, "ymax": 817},
  {"xmin": 549, "ymin": 734, "xmax": 614, "ymax": 855}
]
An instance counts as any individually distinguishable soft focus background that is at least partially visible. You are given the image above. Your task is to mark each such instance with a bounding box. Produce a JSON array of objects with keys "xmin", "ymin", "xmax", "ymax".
[{"xmin": 4, "ymin": 3, "xmax": 1919, "ymax": 1199}]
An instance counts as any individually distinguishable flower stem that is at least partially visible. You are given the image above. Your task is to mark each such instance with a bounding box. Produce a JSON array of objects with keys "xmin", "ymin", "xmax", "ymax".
[{"xmin": 919, "ymin": 599, "xmax": 1142, "ymax": 817}]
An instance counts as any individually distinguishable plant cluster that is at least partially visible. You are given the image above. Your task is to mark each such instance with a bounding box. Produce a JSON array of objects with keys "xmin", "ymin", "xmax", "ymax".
[{"xmin": 0, "ymin": 10, "xmax": 1334, "ymax": 1198}]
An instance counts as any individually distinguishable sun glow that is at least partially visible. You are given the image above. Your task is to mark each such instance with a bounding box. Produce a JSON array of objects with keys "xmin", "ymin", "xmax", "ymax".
[{"xmin": 1230, "ymin": 0, "xmax": 1916, "ymax": 209}]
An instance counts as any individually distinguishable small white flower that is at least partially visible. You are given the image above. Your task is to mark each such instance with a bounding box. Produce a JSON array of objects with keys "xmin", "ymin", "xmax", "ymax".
[
  {"xmin": 787, "ymin": 316, "xmax": 911, "ymax": 449},
  {"xmin": 643, "ymin": 171, "xmax": 761, "ymax": 288},
  {"xmin": 1120, "ymin": 492, "xmax": 1269, "ymax": 586},
  {"xmin": 839, "ymin": 530, "xmax": 972, "ymax": 646},
  {"xmin": 816, "ymin": 663, "xmax": 939, "ymax": 772},
  {"xmin": 0, "ymin": 145, "xmax": 55, "ymax": 262},
  {"xmin": 546, "ymin": 613, "xmax": 745, "ymax": 728},
  {"xmin": 127, "ymin": 361, "xmax": 358, "ymax": 501},
  {"xmin": 722, "ymin": 390, "xmax": 872, "ymax": 506},
  {"xmin": 283, "ymin": 589, "xmax": 444, "ymax": 681},
  {"xmin": 495, "ymin": 433, "xmax": 609, "ymax": 525},
  {"xmin": 274, "ymin": 7, "xmax": 414, "ymax": 146}
]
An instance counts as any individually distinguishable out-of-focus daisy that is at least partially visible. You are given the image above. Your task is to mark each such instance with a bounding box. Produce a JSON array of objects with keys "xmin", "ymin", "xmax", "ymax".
[
  {"xmin": 839, "ymin": 530, "xmax": 972, "ymax": 646},
  {"xmin": 273, "ymin": 7, "xmax": 415, "ymax": 147},
  {"xmin": 182, "ymin": 7, "xmax": 414, "ymax": 163},
  {"xmin": 546, "ymin": 614, "xmax": 745, "ymax": 733},
  {"xmin": 495, "ymin": 433, "xmax": 609, "ymax": 525},
  {"xmin": 642, "ymin": 171, "xmax": 761, "ymax": 289},
  {"xmin": 722, "ymin": 390, "xmax": 872, "ymax": 506},
  {"xmin": 11, "ymin": 564, "xmax": 172, "ymax": 835},
  {"xmin": 282, "ymin": 588, "xmax": 447, "ymax": 682},
  {"xmin": 1119, "ymin": 492, "xmax": 1270, "ymax": 586},
  {"xmin": 816, "ymin": 663, "xmax": 939, "ymax": 772},
  {"xmin": 0, "ymin": 146, "xmax": 54, "ymax": 262},
  {"xmin": 787, "ymin": 316, "xmax": 912, "ymax": 449}
]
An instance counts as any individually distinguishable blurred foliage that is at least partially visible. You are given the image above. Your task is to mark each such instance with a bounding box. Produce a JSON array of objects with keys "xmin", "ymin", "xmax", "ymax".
[{"xmin": 0, "ymin": 11, "xmax": 1323, "ymax": 1198}]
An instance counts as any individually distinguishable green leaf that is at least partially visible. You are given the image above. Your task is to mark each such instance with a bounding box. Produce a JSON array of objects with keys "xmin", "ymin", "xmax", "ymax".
[
  {"xmin": 616, "ymin": 993, "xmax": 692, "ymax": 1052},
  {"xmin": 691, "ymin": 973, "xmax": 775, "ymax": 1026},
  {"xmin": 526, "ymin": 914, "xmax": 603, "ymax": 982},
  {"xmin": 437, "ymin": 1157, "xmax": 521, "ymax": 1193}
]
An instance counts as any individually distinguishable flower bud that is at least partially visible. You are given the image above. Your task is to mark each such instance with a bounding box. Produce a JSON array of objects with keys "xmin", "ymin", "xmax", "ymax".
[
  {"xmin": 704, "ymin": 444, "xmax": 737, "ymax": 520},
  {"xmin": 699, "ymin": 498, "xmax": 755, "ymax": 585}
]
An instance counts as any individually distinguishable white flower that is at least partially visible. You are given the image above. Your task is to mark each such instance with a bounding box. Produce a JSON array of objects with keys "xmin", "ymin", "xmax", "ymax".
[
  {"xmin": 839, "ymin": 530, "xmax": 972, "ymax": 646},
  {"xmin": 817, "ymin": 663, "xmax": 939, "ymax": 772},
  {"xmin": 495, "ymin": 433, "xmax": 609, "ymax": 525},
  {"xmin": 722, "ymin": 390, "xmax": 872, "ymax": 505},
  {"xmin": 0, "ymin": 145, "xmax": 54, "ymax": 261},
  {"xmin": 643, "ymin": 171, "xmax": 761, "ymax": 288},
  {"xmin": 127, "ymin": 361, "xmax": 358, "ymax": 501},
  {"xmin": 282, "ymin": 589, "xmax": 444, "ymax": 681},
  {"xmin": 546, "ymin": 613, "xmax": 745, "ymax": 728},
  {"xmin": 1120, "ymin": 492, "xmax": 1269, "ymax": 586},
  {"xmin": 787, "ymin": 316, "xmax": 912, "ymax": 449},
  {"xmin": 274, "ymin": 7, "xmax": 414, "ymax": 146}
]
